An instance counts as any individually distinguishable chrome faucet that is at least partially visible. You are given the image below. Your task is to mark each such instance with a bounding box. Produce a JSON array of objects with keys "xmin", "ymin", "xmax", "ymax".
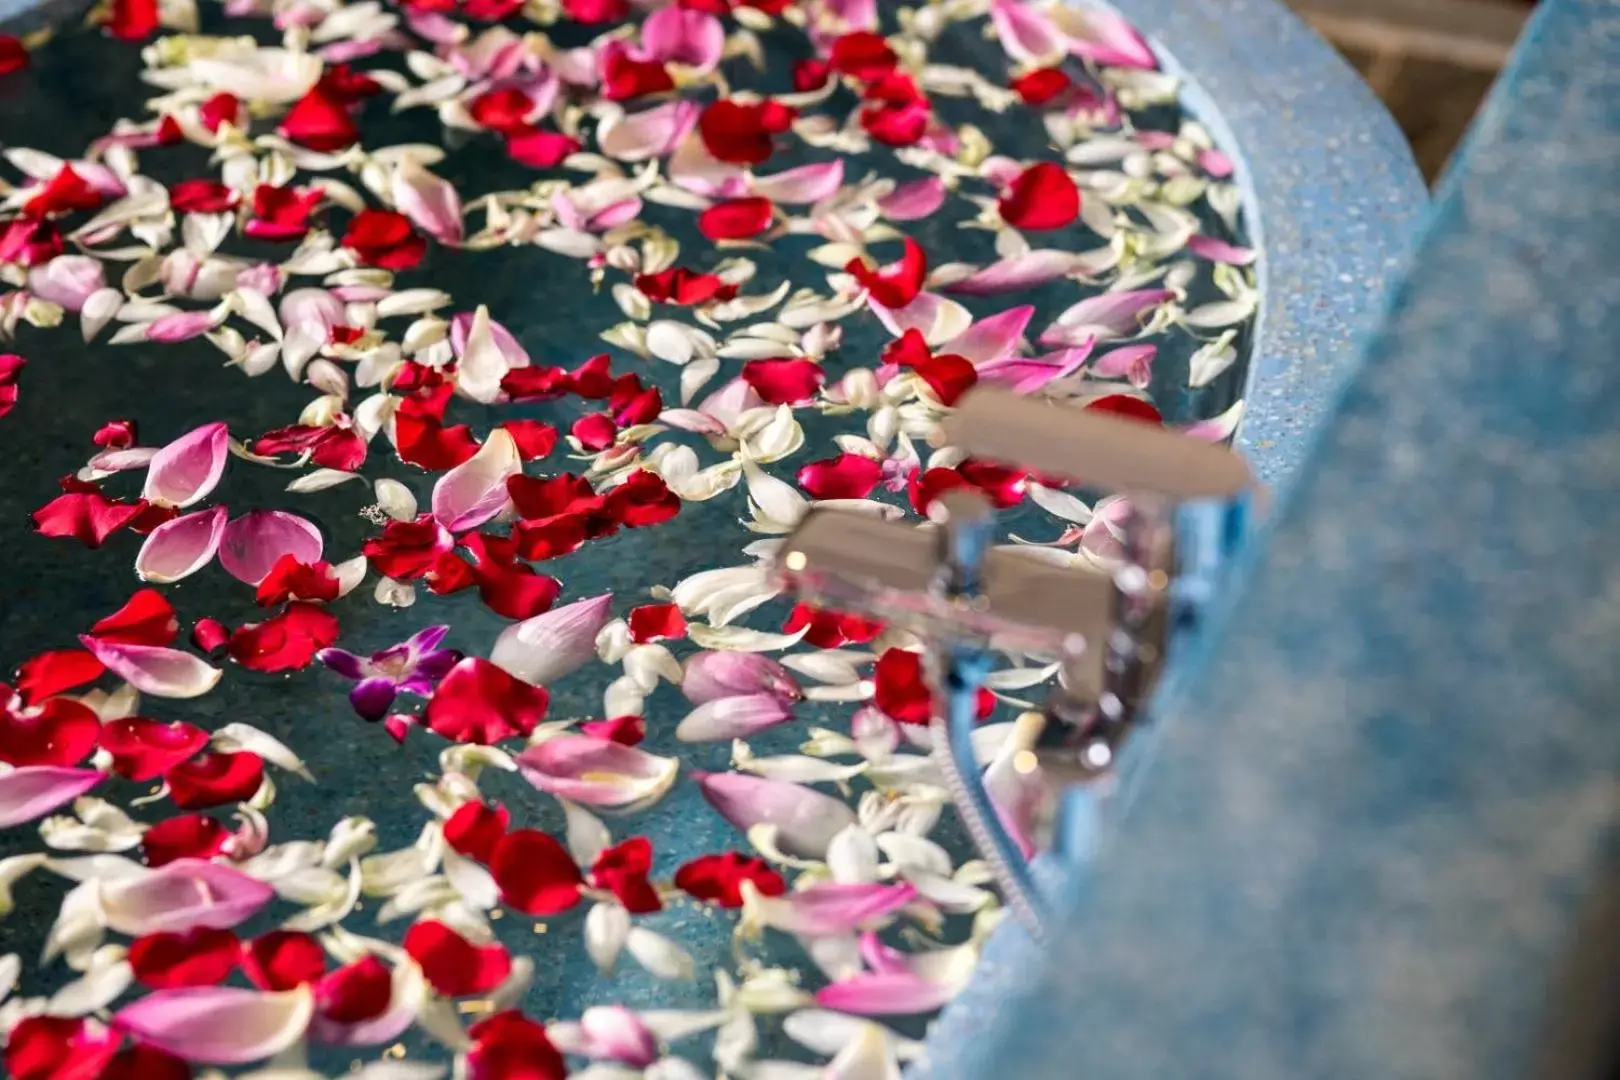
[{"xmin": 773, "ymin": 387, "xmax": 1255, "ymax": 938}]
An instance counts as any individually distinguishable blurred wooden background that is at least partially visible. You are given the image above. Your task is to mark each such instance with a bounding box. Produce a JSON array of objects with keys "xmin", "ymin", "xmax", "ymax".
[{"xmin": 1285, "ymin": 0, "xmax": 1533, "ymax": 181}]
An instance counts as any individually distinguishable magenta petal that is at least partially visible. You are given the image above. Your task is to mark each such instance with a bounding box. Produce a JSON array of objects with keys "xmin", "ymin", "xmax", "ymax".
[
  {"xmin": 146, "ymin": 312, "xmax": 220, "ymax": 343},
  {"xmin": 675, "ymin": 693, "xmax": 795, "ymax": 742},
  {"xmin": 218, "ymin": 510, "xmax": 323, "ymax": 585},
  {"xmin": 114, "ymin": 986, "xmax": 315, "ymax": 1064},
  {"xmin": 1186, "ymin": 234, "xmax": 1257, "ymax": 265},
  {"xmin": 752, "ymin": 161, "xmax": 845, "ymax": 205},
  {"xmin": 552, "ymin": 1006, "xmax": 660, "ymax": 1067},
  {"xmin": 943, "ymin": 305, "xmax": 1034, "ymax": 366},
  {"xmin": 754, "ymin": 882, "xmax": 919, "ymax": 935},
  {"xmin": 0, "ymin": 765, "xmax": 104, "ymax": 828},
  {"xmin": 945, "ymin": 251, "xmax": 1083, "ymax": 297},
  {"xmin": 143, "ymin": 421, "xmax": 229, "ymax": 509},
  {"xmin": 349, "ymin": 677, "xmax": 398, "ymax": 722},
  {"xmin": 80, "ymin": 636, "xmax": 222, "ymax": 699},
  {"xmin": 100, "ymin": 859, "xmax": 276, "ymax": 935},
  {"xmin": 1090, "ymin": 343, "xmax": 1157, "ymax": 389},
  {"xmin": 695, "ymin": 772, "xmax": 856, "ymax": 857},
  {"xmin": 877, "ymin": 177, "xmax": 947, "ymax": 222},
  {"xmin": 681, "ymin": 651, "xmax": 801, "ymax": 705},
  {"xmin": 638, "ymin": 5, "xmax": 724, "ymax": 71},
  {"xmin": 1063, "ymin": 4, "xmax": 1157, "ymax": 68},
  {"xmin": 136, "ymin": 506, "xmax": 228, "ymax": 583},
  {"xmin": 815, "ymin": 971, "xmax": 955, "ymax": 1015},
  {"xmin": 431, "ymin": 427, "xmax": 520, "ymax": 532},
  {"xmin": 515, "ymin": 734, "xmax": 677, "ymax": 809}
]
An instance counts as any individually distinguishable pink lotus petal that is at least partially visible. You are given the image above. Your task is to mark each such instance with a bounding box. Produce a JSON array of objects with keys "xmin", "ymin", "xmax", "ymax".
[
  {"xmin": 697, "ymin": 377, "xmax": 766, "ymax": 429},
  {"xmin": 696, "ymin": 771, "xmax": 855, "ymax": 857},
  {"xmin": 516, "ymin": 734, "xmax": 678, "ymax": 810},
  {"xmin": 638, "ymin": 5, "xmax": 724, "ymax": 72},
  {"xmin": 944, "ymin": 305, "xmax": 1034, "ymax": 366},
  {"xmin": 136, "ymin": 506, "xmax": 228, "ymax": 583},
  {"xmin": 977, "ymin": 343, "xmax": 1093, "ymax": 394},
  {"xmin": 1043, "ymin": 288, "xmax": 1174, "ymax": 344},
  {"xmin": 391, "ymin": 161, "xmax": 463, "ymax": 246},
  {"xmin": 218, "ymin": 510, "xmax": 323, "ymax": 585},
  {"xmin": 405, "ymin": 8, "xmax": 463, "ymax": 44},
  {"xmin": 279, "ymin": 288, "xmax": 345, "ymax": 380},
  {"xmin": 0, "ymin": 765, "xmax": 105, "ymax": 828},
  {"xmin": 945, "ymin": 251, "xmax": 1084, "ymax": 297},
  {"xmin": 432, "ymin": 427, "xmax": 520, "ymax": 532},
  {"xmin": 28, "ymin": 255, "xmax": 107, "ymax": 312},
  {"xmin": 599, "ymin": 101, "xmax": 700, "ymax": 162},
  {"xmin": 490, "ymin": 592, "xmax": 614, "ymax": 685},
  {"xmin": 114, "ymin": 986, "xmax": 314, "ymax": 1064},
  {"xmin": 144, "ymin": 422, "xmax": 229, "ymax": 509},
  {"xmin": 877, "ymin": 177, "xmax": 947, "ymax": 222},
  {"xmin": 990, "ymin": 0, "xmax": 1067, "ymax": 65},
  {"xmin": 453, "ymin": 305, "xmax": 528, "ymax": 405},
  {"xmin": 146, "ymin": 311, "xmax": 221, "ymax": 343},
  {"xmin": 89, "ymin": 447, "xmax": 160, "ymax": 473},
  {"xmin": 669, "ymin": 137, "xmax": 748, "ymax": 199},
  {"xmin": 675, "ymin": 693, "xmax": 796, "ymax": 742},
  {"xmin": 450, "ymin": 309, "xmax": 530, "ymax": 369},
  {"xmin": 1090, "ymin": 343, "xmax": 1157, "ymax": 388},
  {"xmin": 752, "ymin": 161, "xmax": 845, "ymax": 205},
  {"xmin": 587, "ymin": 198, "xmax": 643, "ymax": 232},
  {"xmin": 550, "ymin": 1005, "xmax": 660, "ymax": 1067},
  {"xmin": 815, "ymin": 971, "xmax": 954, "ymax": 1015},
  {"xmin": 750, "ymin": 882, "xmax": 917, "ymax": 936},
  {"xmin": 681, "ymin": 651, "xmax": 801, "ymax": 705},
  {"xmin": 100, "ymin": 859, "xmax": 276, "ymax": 935},
  {"xmin": 80, "ymin": 637, "xmax": 222, "ymax": 699},
  {"xmin": 1186, "ymin": 234, "xmax": 1257, "ymax": 265},
  {"xmin": 870, "ymin": 292, "xmax": 969, "ymax": 344},
  {"xmin": 1057, "ymin": 3, "xmax": 1158, "ymax": 68}
]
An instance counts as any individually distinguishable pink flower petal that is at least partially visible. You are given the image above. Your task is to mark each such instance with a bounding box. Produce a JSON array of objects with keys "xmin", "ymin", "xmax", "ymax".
[
  {"xmin": 1186, "ymin": 234, "xmax": 1257, "ymax": 265},
  {"xmin": 942, "ymin": 305, "xmax": 1033, "ymax": 366},
  {"xmin": 489, "ymin": 593, "xmax": 614, "ymax": 686},
  {"xmin": 391, "ymin": 161, "xmax": 463, "ymax": 246},
  {"xmin": 432, "ymin": 427, "xmax": 520, "ymax": 532},
  {"xmin": 750, "ymin": 881, "xmax": 918, "ymax": 936},
  {"xmin": 100, "ymin": 859, "xmax": 277, "ymax": 935},
  {"xmin": 516, "ymin": 734, "xmax": 678, "ymax": 810},
  {"xmin": 599, "ymin": 100, "xmax": 700, "ymax": 162},
  {"xmin": 79, "ymin": 636, "xmax": 223, "ymax": 699},
  {"xmin": 945, "ymin": 251, "xmax": 1084, "ymax": 297},
  {"xmin": 218, "ymin": 510, "xmax": 323, "ymax": 585},
  {"xmin": 877, "ymin": 176, "xmax": 947, "ymax": 222},
  {"xmin": 0, "ymin": 765, "xmax": 104, "ymax": 828},
  {"xmin": 1043, "ymin": 288, "xmax": 1175, "ymax": 344},
  {"xmin": 450, "ymin": 309, "xmax": 530, "ymax": 369},
  {"xmin": 989, "ymin": 0, "xmax": 1067, "ymax": 65},
  {"xmin": 308, "ymin": 962, "xmax": 420, "ymax": 1047},
  {"xmin": 143, "ymin": 422, "xmax": 229, "ymax": 509},
  {"xmin": 815, "ymin": 971, "xmax": 955, "ymax": 1015},
  {"xmin": 675, "ymin": 693, "xmax": 796, "ymax": 742},
  {"xmin": 681, "ymin": 651, "xmax": 801, "ymax": 705},
  {"xmin": 136, "ymin": 506, "xmax": 228, "ymax": 583},
  {"xmin": 668, "ymin": 137, "xmax": 748, "ymax": 198},
  {"xmin": 638, "ymin": 5, "xmax": 724, "ymax": 72},
  {"xmin": 752, "ymin": 161, "xmax": 845, "ymax": 205},
  {"xmin": 696, "ymin": 772, "xmax": 856, "ymax": 857},
  {"xmin": 1090, "ymin": 342, "xmax": 1158, "ymax": 388},
  {"xmin": 1057, "ymin": 3, "xmax": 1158, "ymax": 68},
  {"xmin": 113, "ymin": 985, "xmax": 314, "ymax": 1064},
  {"xmin": 146, "ymin": 311, "xmax": 220, "ymax": 343},
  {"xmin": 977, "ymin": 344, "xmax": 1093, "ymax": 394},
  {"xmin": 452, "ymin": 304, "xmax": 528, "ymax": 405},
  {"xmin": 1199, "ymin": 148, "xmax": 1236, "ymax": 179},
  {"xmin": 28, "ymin": 254, "xmax": 106, "ymax": 312},
  {"xmin": 551, "ymin": 1005, "xmax": 660, "ymax": 1067}
]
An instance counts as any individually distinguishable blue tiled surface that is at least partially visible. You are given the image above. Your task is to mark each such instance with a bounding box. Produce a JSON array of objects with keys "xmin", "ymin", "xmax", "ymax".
[{"xmin": 923, "ymin": 2, "xmax": 1620, "ymax": 1078}]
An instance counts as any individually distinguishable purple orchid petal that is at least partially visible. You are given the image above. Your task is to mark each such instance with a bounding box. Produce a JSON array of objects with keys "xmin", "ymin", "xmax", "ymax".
[
  {"xmin": 349, "ymin": 677, "xmax": 400, "ymax": 722},
  {"xmin": 403, "ymin": 624, "xmax": 452, "ymax": 657},
  {"xmin": 316, "ymin": 647, "xmax": 366, "ymax": 681}
]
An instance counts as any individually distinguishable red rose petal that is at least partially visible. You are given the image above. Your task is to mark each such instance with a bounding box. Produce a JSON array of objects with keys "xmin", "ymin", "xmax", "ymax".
[
  {"xmin": 0, "ymin": 35, "xmax": 29, "ymax": 76},
  {"xmin": 166, "ymin": 750, "xmax": 265, "ymax": 810},
  {"xmin": 279, "ymin": 90, "xmax": 359, "ymax": 152},
  {"xmin": 741, "ymin": 357, "xmax": 825, "ymax": 405},
  {"xmin": 698, "ymin": 197, "xmax": 774, "ymax": 241},
  {"xmin": 674, "ymin": 851, "xmax": 785, "ymax": 908},
  {"xmin": 1011, "ymin": 67, "xmax": 1072, "ymax": 106},
  {"xmin": 580, "ymin": 715, "xmax": 645, "ymax": 745},
  {"xmin": 243, "ymin": 929, "xmax": 328, "ymax": 991},
  {"xmin": 796, "ymin": 453, "xmax": 883, "ymax": 500},
  {"xmin": 998, "ymin": 161, "xmax": 1081, "ymax": 231},
  {"xmin": 0, "ymin": 695, "xmax": 100, "ymax": 768},
  {"xmin": 31, "ymin": 484, "xmax": 143, "ymax": 548},
  {"xmin": 793, "ymin": 58, "xmax": 831, "ymax": 92},
  {"xmin": 0, "ymin": 354, "xmax": 20, "ymax": 420},
  {"xmin": 403, "ymin": 920, "xmax": 512, "ymax": 997},
  {"xmin": 470, "ymin": 88, "xmax": 534, "ymax": 135},
  {"xmin": 255, "ymin": 555, "xmax": 341, "ymax": 606},
  {"xmin": 101, "ymin": 717, "xmax": 210, "ymax": 781},
  {"xmin": 14, "ymin": 648, "xmax": 106, "ymax": 705},
  {"xmin": 424, "ymin": 657, "xmax": 550, "ymax": 745},
  {"xmin": 317, "ymin": 956, "xmax": 393, "ymax": 1024},
  {"xmin": 627, "ymin": 603, "xmax": 686, "ymax": 644},
  {"xmin": 248, "ymin": 184, "xmax": 322, "ymax": 242},
  {"xmin": 781, "ymin": 603, "xmax": 883, "ymax": 648},
  {"xmin": 872, "ymin": 647, "xmax": 994, "ymax": 724},
  {"xmin": 3, "ymin": 1016, "xmax": 119, "ymax": 1080},
  {"xmin": 604, "ymin": 470, "xmax": 681, "ymax": 528},
  {"xmin": 467, "ymin": 1012, "xmax": 567, "ymax": 1080},
  {"xmin": 845, "ymin": 237, "xmax": 926, "ymax": 309},
  {"xmin": 602, "ymin": 45, "xmax": 674, "ymax": 101},
  {"xmin": 129, "ymin": 928, "xmax": 240, "ymax": 988},
  {"xmin": 561, "ymin": 0, "xmax": 627, "ymax": 22},
  {"xmin": 362, "ymin": 515, "xmax": 454, "ymax": 581},
  {"xmin": 634, "ymin": 268, "xmax": 737, "ymax": 306},
  {"xmin": 443, "ymin": 800, "xmax": 510, "ymax": 864},
  {"xmin": 502, "ymin": 419, "xmax": 558, "ymax": 461},
  {"xmin": 956, "ymin": 458, "xmax": 1029, "ymax": 508},
  {"xmin": 505, "ymin": 128, "xmax": 581, "ymax": 169},
  {"xmin": 489, "ymin": 828, "xmax": 582, "ymax": 915},
  {"xmin": 1084, "ymin": 393, "xmax": 1164, "ymax": 425},
  {"xmin": 910, "ymin": 352, "xmax": 978, "ymax": 406},
  {"xmin": 342, "ymin": 209, "xmax": 426, "ymax": 270},
  {"xmin": 589, "ymin": 837, "xmax": 661, "ymax": 914},
  {"xmin": 105, "ymin": 0, "xmax": 158, "ymax": 39},
  {"xmin": 88, "ymin": 588, "xmax": 179, "ymax": 647},
  {"xmin": 860, "ymin": 99, "xmax": 930, "ymax": 146},
  {"xmin": 830, "ymin": 31, "xmax": 898, "ymax": 80},
  {"xmin": 571, "ymin": 412, "xmax": 618, "ymax": 452},
  {"xmin": 103, "ymin": 1045, "xmax": 190, "ymax": 1080},
  {"xmin": 92, "ymin": 419, "xmax": 137, "ymax": 449},
  {"xmin": 198, "ymin": 92, "xmax": 242, "ymax": 133},
  {"xmin": 228, "ymin": 602, "xmax": 340, "ymax": 673},
  {"xmin": 141, "ymin": 813, "xmax": 229, "ymax": 867},
  {"xmin": 169, "ymin": 179, "xmax": 239, "ymax": 214},
  {"xmin": 698, "ymin": 99, "xmax": 795, "ymax": 165}
]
